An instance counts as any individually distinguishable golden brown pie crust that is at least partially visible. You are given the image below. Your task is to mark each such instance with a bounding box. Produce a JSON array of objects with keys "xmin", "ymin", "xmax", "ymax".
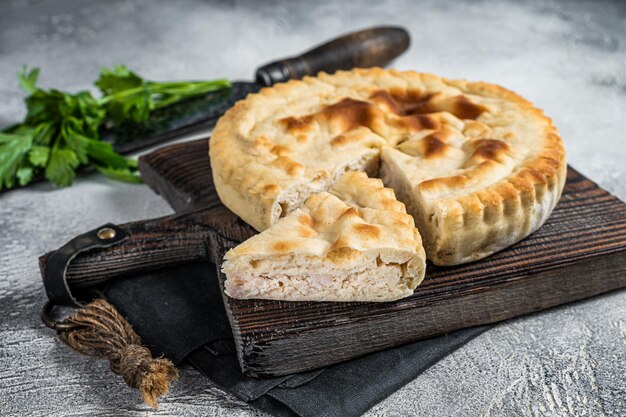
[{"xmin": 210, "ymin": 68, "xmax": 566, "ymax": 266}]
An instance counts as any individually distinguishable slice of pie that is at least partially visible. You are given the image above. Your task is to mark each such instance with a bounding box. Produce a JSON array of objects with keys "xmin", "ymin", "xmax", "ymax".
[
  {"xmin": 211, "ymin": 68, "xmax": 566, "ymax": 269},
  {"xmin": 222, "ymin": 172, "xmax": 426, "ymax": 302}
]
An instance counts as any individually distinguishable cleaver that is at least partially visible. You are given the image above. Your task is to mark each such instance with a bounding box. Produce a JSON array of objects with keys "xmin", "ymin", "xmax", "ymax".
[{"xmin": 104, "ymin": 26, "xmax": 411, "ymax": 154}]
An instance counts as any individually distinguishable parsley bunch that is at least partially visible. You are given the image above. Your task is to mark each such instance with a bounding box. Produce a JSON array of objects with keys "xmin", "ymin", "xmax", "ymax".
[{"xmin": 0, "ymin": 65, "xmax": 230, "ymax": 190}]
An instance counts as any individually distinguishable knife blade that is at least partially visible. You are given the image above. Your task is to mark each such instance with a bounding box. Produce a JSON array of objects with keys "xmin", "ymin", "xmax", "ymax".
[{"xmin": 103, "ymin": 26, "xmax": 410, "ymax": 154}]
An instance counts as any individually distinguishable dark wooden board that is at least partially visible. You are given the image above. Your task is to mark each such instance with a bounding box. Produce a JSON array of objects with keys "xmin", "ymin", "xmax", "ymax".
[{"xmin": 138, "ymin": 138, "xmax": 626, "ymax": 377}]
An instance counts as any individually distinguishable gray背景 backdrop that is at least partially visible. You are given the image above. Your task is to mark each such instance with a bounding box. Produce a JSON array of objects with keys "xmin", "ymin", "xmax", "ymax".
[{"xmin": 1, "ymin": 0, "xmax": 625, "ymax": 416}]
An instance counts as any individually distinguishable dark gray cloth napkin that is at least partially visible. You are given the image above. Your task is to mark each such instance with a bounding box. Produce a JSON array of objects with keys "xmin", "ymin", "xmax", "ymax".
[{"xmin": 105, "ymin": 261, "xmax": 489, "ymax": 417}]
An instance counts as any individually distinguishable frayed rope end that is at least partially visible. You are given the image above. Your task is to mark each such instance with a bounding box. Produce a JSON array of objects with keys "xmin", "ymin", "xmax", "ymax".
[{"xmin": 60, "ymin": 298, "xmax": 179, "ymax": 409}]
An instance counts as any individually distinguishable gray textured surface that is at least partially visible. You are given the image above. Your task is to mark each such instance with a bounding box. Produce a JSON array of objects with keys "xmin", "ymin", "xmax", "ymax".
[{"xmin": 1, "ymin": 0, "xmax": 625, "ymax": 416}]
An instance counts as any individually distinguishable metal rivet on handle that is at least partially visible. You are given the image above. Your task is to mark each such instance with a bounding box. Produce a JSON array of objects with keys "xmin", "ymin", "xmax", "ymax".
[{"xmin": 97, "ymin": 227, "xmax": 117, "ymax": 240}]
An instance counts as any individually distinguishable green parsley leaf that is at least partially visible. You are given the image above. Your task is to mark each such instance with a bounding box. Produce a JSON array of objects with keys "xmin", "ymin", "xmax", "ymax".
[
  {"xmin": 86, "ymin": 140, "xmax": 129, "ymax": 169},
  {"xmin": 28, "ymin": 146, "xmax": 50, "ymax": 167},
  {"xmin": 33, "ymin": 121, "xmax": 57, "ymax": 146},
  {"xmin": 17, "ymin": 66, "xmax": 40, "ymax": 95},
  {"xmin": 95, "ymin": 65, "xmax": 144, "ymax": 96},
  {"xmin": 95, "ymin": 165, "xmax": 142, "ymax": 183},
  {"xmin": 44, "ymin": 146, "xmax": 80, "ymax": 187},
  {"xmin": 103, "ymin": 86, "xmax": 154, "ymax": 125},
  {"xmin": 0, "ymin": 132, "xmax": 33, "ymax": 190},
  {"xmin": 16, "ymin": 166, "xmax": 34, "ymax": 186},
  {"xmin": 60, "ymin": 117, "xmax": 91, "ymax": 164}
]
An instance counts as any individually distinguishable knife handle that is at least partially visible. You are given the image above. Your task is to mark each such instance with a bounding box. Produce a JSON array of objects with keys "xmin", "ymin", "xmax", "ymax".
[{"xmin": 255, "ymin": 26, "xmax": 410, "ymax": 85}]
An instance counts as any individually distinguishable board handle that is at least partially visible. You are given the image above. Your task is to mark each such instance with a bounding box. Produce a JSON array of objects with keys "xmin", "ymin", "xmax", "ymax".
[
  {"xmin": 255, "ymin": 26, "xmax": 410, "ymax": 85},
  {"xmin": 38, "ymin": 209, "xmax": 220, "ymax": 306}
]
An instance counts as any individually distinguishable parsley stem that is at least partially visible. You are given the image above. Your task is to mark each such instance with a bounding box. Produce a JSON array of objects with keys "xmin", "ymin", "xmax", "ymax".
[{"xmin": 98, "ymin": 79, "xmax": 231, "ymax": 106}]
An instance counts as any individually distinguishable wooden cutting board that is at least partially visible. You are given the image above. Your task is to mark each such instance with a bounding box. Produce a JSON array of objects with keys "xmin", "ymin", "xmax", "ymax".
[{"xmin": 137, "ymin": 138, "xmax": 626, "ymax": 377}]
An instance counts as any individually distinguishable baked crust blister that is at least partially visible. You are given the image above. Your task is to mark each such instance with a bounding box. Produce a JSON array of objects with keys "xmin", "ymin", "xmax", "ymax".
[{"xmin": 211, "ymin": 68, "xmax": 566, "ymax": 300}]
